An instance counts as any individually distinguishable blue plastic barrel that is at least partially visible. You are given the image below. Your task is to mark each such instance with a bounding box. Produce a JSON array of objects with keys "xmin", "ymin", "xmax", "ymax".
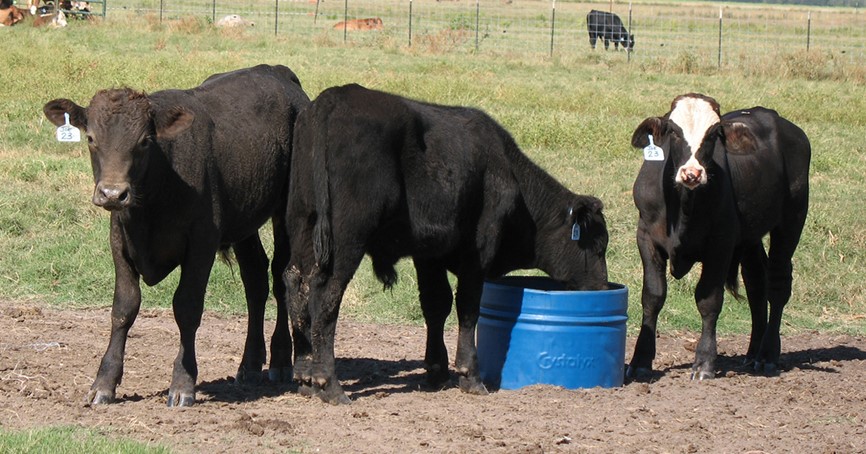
[{"xmin": 477, "ymin": 276, "xmax": 628, "ymax": 390}]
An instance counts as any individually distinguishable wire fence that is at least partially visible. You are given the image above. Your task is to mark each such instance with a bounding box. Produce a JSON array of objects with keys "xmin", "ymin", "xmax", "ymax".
[{"xmin": 106, "ymin": 0, "xmax": 866, "ymax": 68}]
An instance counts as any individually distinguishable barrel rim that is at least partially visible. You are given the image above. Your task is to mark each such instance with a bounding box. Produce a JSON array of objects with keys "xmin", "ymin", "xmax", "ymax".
[{"xmin": 485, "ymin": 276, "xmax": 626, "ymax": 296}]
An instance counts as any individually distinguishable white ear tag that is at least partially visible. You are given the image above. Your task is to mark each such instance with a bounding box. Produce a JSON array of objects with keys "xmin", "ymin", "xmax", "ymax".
[
  {"xmin": 571, "ymin": 223, "xmax": 581, "ymax": 241},
  {"xmin": 643, "ymin": 134, "xmax": 663, "ymax": 161},
  {"xmin": 56, "ymin": 113, "xmax": 81, "ymax": 143}
]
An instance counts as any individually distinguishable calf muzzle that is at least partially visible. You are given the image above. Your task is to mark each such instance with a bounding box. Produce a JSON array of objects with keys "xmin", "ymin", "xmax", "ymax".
[
  {"xmin": 93, "ymin": 182, "xmax": 131, "ymax": 210},
  {"xmin": 677, "ymin": 165, "xmax": 705, "ymax": 190}
]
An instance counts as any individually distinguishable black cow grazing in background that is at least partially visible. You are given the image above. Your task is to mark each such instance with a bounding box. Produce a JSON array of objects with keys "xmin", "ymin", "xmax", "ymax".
[
  {"xmin": 43, "ymin": 64, "xmax": 310, "ymax": 406},
  {"xmin": 285, "ymin": 84, "xmax": 609, "ymax": 404},
  {"xmin": 586, "ymin": 9, "xmax": 634, "ymax": 50},
  {"xmin": 628, "ymin": 93, "xmax": 810, "ymax": 381}
]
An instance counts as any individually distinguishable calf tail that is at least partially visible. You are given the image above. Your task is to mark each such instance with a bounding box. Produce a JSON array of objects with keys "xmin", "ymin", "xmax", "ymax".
[
  {"xmin": 311, "ymin": 107, "xmax": 333, "ymax": 272},
  {"xmin": 372, "ymin": 256, "xmax": 399, "ymax": 290},
  {"xmin": 725, "ymin": 256, "xmax": 742, "ymax": 301}
]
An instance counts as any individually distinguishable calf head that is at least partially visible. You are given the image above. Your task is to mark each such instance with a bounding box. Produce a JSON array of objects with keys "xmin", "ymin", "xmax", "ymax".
[
  {"xmin": 537, "ymin": 196, "xmax": 609, "ymax": 291},
  {"xmin": 44, "ymin": 89, "xmax": 194, "ymax": 210},
  {"xmin": 632, "ymin": 93, "xmax": 725, "ymax": 191},
  {"xmin": 632, "ymin": 93, "xmax": 762, "ymax": 193}
]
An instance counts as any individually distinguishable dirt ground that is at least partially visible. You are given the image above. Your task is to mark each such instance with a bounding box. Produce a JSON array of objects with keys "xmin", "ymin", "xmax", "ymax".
[{"xmin": 1, "ymin": 300, "xmax": 864, "ymax": 453}]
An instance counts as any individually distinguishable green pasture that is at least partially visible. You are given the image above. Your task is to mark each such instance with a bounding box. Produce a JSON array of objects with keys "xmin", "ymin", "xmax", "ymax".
[
  {"xmin": 0, "ymin": 427, "xmax": 169, "ymax": 453},
  {"xmin": 1, "ymin": 4, "xmax": 864, "ymax": 450},
  {"xmin": 1, "ymin": 8, "xmax": 863, "ymax": 334},
  {"xmin": 85, "ymin": 0, "xmax": 866, "ymax": 67}
]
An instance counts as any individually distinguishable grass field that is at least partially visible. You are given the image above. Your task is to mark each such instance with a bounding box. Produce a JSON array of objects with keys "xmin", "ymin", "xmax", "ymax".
[
  {"xmin": 1, "ymin": 3, "xmax": 864, "ymax": 450},
  {"xmin": 2, "ymin": 10, "xmax": 863, "ymax": 335},
  {"xmin": 92, "ymin": 0, "xmax": 866, "ymax": 71},
  {"xmin": 0, "ymin": 427, "xmax": 169, "ymax": 453}
]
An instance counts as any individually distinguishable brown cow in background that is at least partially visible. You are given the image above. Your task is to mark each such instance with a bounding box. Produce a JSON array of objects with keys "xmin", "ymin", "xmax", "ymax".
[
  {"xmin": 333, "ymin": 17, "xmax": 383, "ymax": 31},
  {"xmin": 0, "ymin": 0, "xmax": 26, "ymax": 26}
]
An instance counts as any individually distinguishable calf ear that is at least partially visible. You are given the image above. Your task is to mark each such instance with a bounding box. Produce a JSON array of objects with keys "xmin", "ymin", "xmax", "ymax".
[
  {"xmin": 721, "ymin": 121, "xmax": 758, "ymax": 154},
  {"xmin": 566, "ymin": 196, "xmax": 604, "ymax": 231},
  {"xmin": 155, "ymin": 106, "xmax": 195, "ymax": 140},
  {"xmin": 43, "ymin": 99, "xmax": 88, "ymax": 130},
  {"xmin": 631, "ymin": 117, "xmax": 666, "ymax": 148}
]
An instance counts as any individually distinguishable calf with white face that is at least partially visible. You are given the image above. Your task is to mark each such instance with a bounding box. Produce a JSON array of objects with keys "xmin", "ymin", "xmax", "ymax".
[{"xmin": 628, "ymin": 93, "xmax": 810, "ymax": 380}]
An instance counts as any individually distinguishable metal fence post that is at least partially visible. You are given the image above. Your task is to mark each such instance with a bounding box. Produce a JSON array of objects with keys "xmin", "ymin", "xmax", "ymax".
[
  {"xmin": 718, "ymin": 7, "xmax": 723, "ymax": 68},
  {"xmin": 343, "ymin": 0, "xmax": 348, "ymax": 42},
  {"xmin": 475, "ymin": 0, "xmax": 480, "ymax": 52},
  {"xmin": 211, "ymin": 0, "xmax": 215, "ymax": 24},
  {"xmin": 549, "ymin": 0, "xmax": 556, "ymax": 57},
  {"xmin": 408, "ymin": 0, "xmax": 413, "ymax": 47},
  {"xmin": 628, "ymin": 2, "xmax": 632, "ymax": 63},
  {"xmin": 807, "ymin": 12, "xmax": 812, "ymax": 51},
  {"xmin": 274, "ymin": 0, "xmax": 279, "ymax": 36},
  {"xmin": 159, "ymin": 0, "xmax": 163, "ymax": 23}
]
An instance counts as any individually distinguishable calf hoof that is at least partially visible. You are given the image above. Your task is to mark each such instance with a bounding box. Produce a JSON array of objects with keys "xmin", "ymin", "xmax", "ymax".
[
  {"xmin": 690, "ymin": 369, "xmax": 715, "ymax": 381},
  {"xmin": 625, "ymin": 364, "xmax": 653, "ymax": 382},
  {"xmin": 293, "ymin": 359, "xmax": 313, "ymax": 384},
  {"xmin": 268, "ymin": 366, "xmax": 294, "ymax": 383},
  {"xmin": 316, "ymin": 381, "xmax": 352, "ymax": 405},
  {"xmin": 754, "ymin": 361, "xmax": 780, "ymax": 376},
  {"xmin": 425, "ymin": 364, "xmax": 451, "ymax": 389},
  {"xmin": 320, "ymin": 390, "xmax": 352, "ymax": 405},
  {"xmin": 458, "ymin": 376, "xmax": 489, "ymax": 395},
  {"xmin": 298, "ymin": 383, "xmax": 316, "ymax": 397},
  {"xmin": 84, "ymin": 389, "xmax": 116, "ymax": 406},
  {"xmin": 235, "ymin": 365, "xmax": 264, "ymax": 385},
  {"xmin": 167, "ymin": 391, "xmax": 196, "ymax": 407}
]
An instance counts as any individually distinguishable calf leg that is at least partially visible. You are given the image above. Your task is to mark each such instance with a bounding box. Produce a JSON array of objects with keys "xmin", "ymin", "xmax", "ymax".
[
  {"xmin": 268, "ymin": 215, "xmax": 293, "ymax": 382},
  {"xmin": 233, "ymin": 234, "xmax": 269, "ymax": 385},
  {"xmin": 286, "ymin": 263, "xmax": 313, "ymax": 392},
  {"xmin": 167, "ymin": 252, "xmax": 215, "ymax": 407},
  {"xmin": 453, "ymin": 269, "xmax": 487, "ymax": 395},
  {"xmin": 308, "ymin": 262, "xmax": 360, "ymax": 405},
  {"xmin": 627, "ymin": 230, "xmax": 667, "ymax": 380},
  {"xmin": 739, "ymin": 243, "xmax": 768, "ymax": 366},
  {"xmin": 414, "ymin": 259, "xmax": 453, "ymax": 388},
  {"xmin": 86, "ymin": 229, "xmax": 141, "ymax": 405},
  {"xmin": 757, "ymin": 224, "xmax": 802, "ymax": 374},
  {"xmin": 285, "ymin": 221, "xmax": 314, "ymax": 394},
  {"xmin": 759, "ymin": 256, "xmax": 791, "ymax": 375},
  {"xmin": 690, "ymin": 260, "xmax": 728, "ymax": 381},
  {"xmin": 297, "ymin": 242, "xmax": 365, "ymax": 405}
]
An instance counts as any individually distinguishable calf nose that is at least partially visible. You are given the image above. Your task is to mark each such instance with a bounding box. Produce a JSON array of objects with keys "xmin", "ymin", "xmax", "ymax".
[
  {"xmin": 93, "ymin": 182, "xmax": 131, "ymax": 210},
  {"xmin": 679, "ymin": 166, "xmax": 703, "ymax": 188}
]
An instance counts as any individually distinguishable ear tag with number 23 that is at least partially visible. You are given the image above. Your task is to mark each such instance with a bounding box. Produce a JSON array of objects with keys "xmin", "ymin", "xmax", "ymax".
[
  {"xmin": 56, "ymin": 113, "xmax": 81, "ymax": 143},
  {"xmin": 643, "ymin": 134, "xmax": 663, "ymax": 161}
]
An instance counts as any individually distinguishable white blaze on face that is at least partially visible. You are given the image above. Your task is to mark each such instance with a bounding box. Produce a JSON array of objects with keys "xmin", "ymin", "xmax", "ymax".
[{"xmin": 669, "ymin": 96, "xmax": 720, "ymax": 189}]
